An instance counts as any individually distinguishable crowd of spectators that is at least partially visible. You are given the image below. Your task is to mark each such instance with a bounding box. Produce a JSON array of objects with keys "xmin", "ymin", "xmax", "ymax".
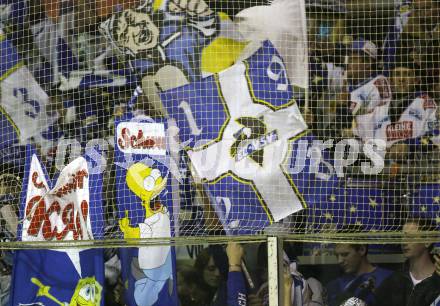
[
  {"xmin": 307, "ymin": 0, "xmax": 440, "ymax": 182},
  {"xmin": 174, "ymin": 218, "xmax": 440, "ymax": 306}
]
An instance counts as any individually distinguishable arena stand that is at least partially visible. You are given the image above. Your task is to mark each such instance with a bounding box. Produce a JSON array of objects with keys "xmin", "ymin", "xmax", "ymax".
[{"xmin": 0, "ymin": 0, "xmax": 439, "ymax": 305}]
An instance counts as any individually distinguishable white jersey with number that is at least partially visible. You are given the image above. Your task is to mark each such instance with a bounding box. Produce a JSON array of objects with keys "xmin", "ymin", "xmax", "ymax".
[
  {"xmin": 355, "ymin": 93, "xmax": 438, "ymax": 148},
  {"xmin": 1, "ymin": 65, "xmax": 56, "ymax": 144},
  {"xmin": 350, "ymin": 74, "xmax": 392, "ymax": 116}
]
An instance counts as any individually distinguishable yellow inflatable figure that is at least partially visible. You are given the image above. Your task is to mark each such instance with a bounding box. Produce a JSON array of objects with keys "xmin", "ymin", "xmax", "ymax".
[
  {"xmin": 119, "ymin": 163, "xmax": 168, "ymax": 239},
  {"xmin": 31, "ymin": 276, "xmax": 102, "ymax": 306}
]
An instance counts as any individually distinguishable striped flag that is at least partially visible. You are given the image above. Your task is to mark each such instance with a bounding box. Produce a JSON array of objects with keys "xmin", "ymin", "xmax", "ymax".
[{"xmin": 0, "ymin": 33, "xmax": 57, "ymax": 149}]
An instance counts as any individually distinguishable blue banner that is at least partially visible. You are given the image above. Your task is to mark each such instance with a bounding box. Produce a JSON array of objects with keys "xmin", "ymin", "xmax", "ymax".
[
  {"xmin": 10, "ymin": 145, "xmax": 105, "ymax": 305},
  {"xmin": 11, "ymin": 249, "xmax": 105, "ymax": 306},
  {"xmin": 411, "ymin": 183, "xmax": 440, "ymax": 229},
  {"xmin": 345, "ymin": 185, "xmax": 385, "ymax": 230},
  {"xmin": 0, "ymin": 35, "xmax": 21, "ymax": 149},
  {"xmin": 159, "ymin": 41, "xmax": 329, "ymax": 234},
  {"xmin": 114, "ymin": 116, "xmax": 178, "ymax": 306}
]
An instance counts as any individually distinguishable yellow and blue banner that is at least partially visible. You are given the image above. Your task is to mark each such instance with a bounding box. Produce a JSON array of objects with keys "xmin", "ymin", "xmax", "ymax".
[
  {"xmin": 10, "ymin": 145, "xmax": 105, "ymax": 305},
  {"xmin": 114, "ymin": 116, "xmax": 178, "ymax": 306},
  {"xmin": 159, "ymin": 41, "xmax": 317, "ymax": 234}
]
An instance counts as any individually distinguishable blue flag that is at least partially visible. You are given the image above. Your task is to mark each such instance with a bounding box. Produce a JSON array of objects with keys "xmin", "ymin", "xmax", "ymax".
[
  {"xmin": 0, "ymin": 34, "xmax": 58, "ymax": 150},
  {"xmin": 0, "ymin": 33, "xmax": 21, "ymax": 149},
  {"xmin": 10, "ymin": 145, "xmax": 105, "ymax": 305},
  {"xmin": 29, "ymin": 3, "xmax": 79, "ymax": 85},
  {"xmin": 114, "ymin": 116, "xmax": 178, "ymax": 306},
  {"xmin": 282, "ymin": 132, "xmax": 345, "ymax": 232},
  {"xmin": 159, "ymin": 41, "xmax": 346, "ymax": 234}
]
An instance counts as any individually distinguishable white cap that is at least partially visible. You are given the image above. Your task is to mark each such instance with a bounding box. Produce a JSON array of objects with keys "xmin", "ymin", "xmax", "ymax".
[{"xmin": 351, "ymin": 38, "xmax": 378, "ymax": 60}]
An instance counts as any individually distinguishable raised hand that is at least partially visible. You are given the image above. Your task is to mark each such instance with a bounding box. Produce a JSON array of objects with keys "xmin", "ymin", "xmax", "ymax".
[
  {"xmin": 119, "ymin": 211, "xmax": 140, "ymax": 239},
  {"xmin": 226, "ymin": 242, "xmax": 244, "ymax": 272}
]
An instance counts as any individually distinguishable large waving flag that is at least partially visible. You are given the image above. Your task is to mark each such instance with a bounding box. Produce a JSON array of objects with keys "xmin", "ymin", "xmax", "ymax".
[
  {"xmin": 0, "ymin": 32, "xmax": 56, "ymax": 149},
  {"xmin": 235, "ymin": 0, "xmax": 308, "ymax": 91},
  {"xmin": 31, "ymin": 1, "xmax": 135, "ymax": 92},
  {"xmin": 10, "ymin": 145, "xmax": 105, "ymax": 306},
  {"xmin": 114, "ymin": 116, "xmax": 178, "ymax": 306},
  {"xmin": 160, "ymin": 41, "xmax": 316, "ymax": 234}
]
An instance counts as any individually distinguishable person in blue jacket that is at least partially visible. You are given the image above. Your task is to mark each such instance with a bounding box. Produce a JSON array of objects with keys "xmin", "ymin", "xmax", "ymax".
[{"xmin": 326, "ymin": 243, "xmax": 393, "ymax": 306}]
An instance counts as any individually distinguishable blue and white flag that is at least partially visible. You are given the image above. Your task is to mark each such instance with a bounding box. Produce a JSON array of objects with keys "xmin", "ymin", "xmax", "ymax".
[
  {"xmin": 10, "ymin": 145, "xmax": 105, "ymax": 306},
  {"xmin": 160, "ymin": 41, "xmax": 314, "ymax": 234},
  {"xmin": 0, "ymin": 33, "xmax": 57, "ymax": 149},
  {"xmin": 114, "ymin": 116, "xmax": 178, "ymax": 306}
]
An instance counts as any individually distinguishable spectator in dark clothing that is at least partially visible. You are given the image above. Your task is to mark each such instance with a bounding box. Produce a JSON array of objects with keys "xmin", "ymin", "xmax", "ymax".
[
  {"xmin": 177, "ymin": 266, "xmax": 210, "ymax": 306},
  {"xmin": 194, "ymin": 247, "xmax": 224, "ymax": 305},
  {"xmin": 374, "ymin": 217, "xmax": 440, "ymax": 306},
  {"xmin": 193, "ymin": 243, "xmax": 247, "ymax": 306}
]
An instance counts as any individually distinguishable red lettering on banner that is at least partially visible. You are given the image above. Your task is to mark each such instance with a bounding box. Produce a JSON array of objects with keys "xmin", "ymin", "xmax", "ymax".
[
  {"xmin": 25, "ymin": 195, "xmax": 89, "ymax": 241},
  {"xmin": 32, "ymin": 172, "xmax": 45, "ymax": 189},
  {"xmin": 386, "ymin": 121, "xmax": 413, "ymax": 141},
  {"xmin": 55, "ymin": 170, "xmax": 88, "ymax": 197},
  {"xmin": 118, "ymin": 127, "xmax": 166, "ymax": 150},
  {"xmin": 59, "ymin": 202, "xmax": 75, "ymax": 240},
  {"xmin": 26, "ymin": 196, "xmax": 46, "ymax": 236}
]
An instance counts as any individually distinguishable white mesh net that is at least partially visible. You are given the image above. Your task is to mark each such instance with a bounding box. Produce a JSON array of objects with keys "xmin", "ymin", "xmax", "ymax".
[
  {"xmin": 2, "ymin": 1, "xmax": 440, "ymax": 306},
  {"xmin": 0, "ymin": 0, "xmax": 439, "ymax": 250}
]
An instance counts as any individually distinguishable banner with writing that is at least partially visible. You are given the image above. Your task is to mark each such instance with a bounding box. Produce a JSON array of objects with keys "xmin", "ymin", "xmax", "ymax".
[
  {"xmin": 114, "ymin": 116, "xmax": 178, "ymax": 306},
  {"xmin": 10, "ymin": 145, "xmax": 105, "ymax": 306}
]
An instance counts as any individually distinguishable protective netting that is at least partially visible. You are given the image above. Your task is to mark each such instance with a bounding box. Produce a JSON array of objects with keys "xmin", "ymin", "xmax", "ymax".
[{"xmin": 0, "ymin": 0, "xmax": 439, "ymax": 250}]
